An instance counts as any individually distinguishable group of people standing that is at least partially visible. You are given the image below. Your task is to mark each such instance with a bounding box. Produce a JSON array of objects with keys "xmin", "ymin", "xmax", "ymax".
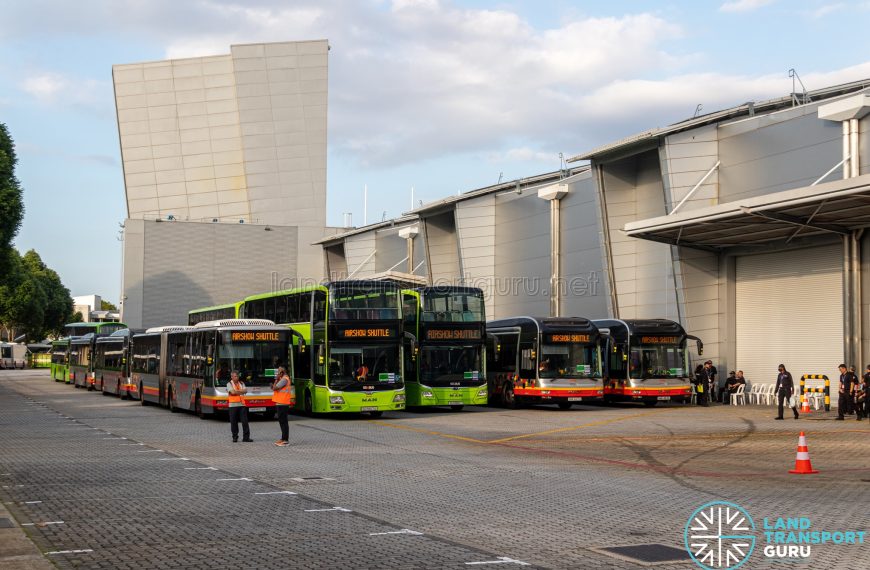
[
  {"xmin": 225, "ymin": 366, "xmax": 295, "ymax": 445},
  {"xmin": 835, "ymin": 364, "xmax": 869, "ymax": 421}
]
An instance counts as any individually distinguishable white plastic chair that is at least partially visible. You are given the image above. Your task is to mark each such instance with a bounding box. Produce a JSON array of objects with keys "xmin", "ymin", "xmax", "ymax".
[
  {"xmin": 806, "ymin": 391, "xmax": 823, "ymax": 410},
  {"xmin": 731, "ymin": 384, "xmax": 746, "ymax": 405},
  {"xmin": 747, "ymin": 384, "xmax": 761, "ymax": 405},
  {"xmin": 761, "ymin": 384, "xmax": 775, "ymax": 406}
]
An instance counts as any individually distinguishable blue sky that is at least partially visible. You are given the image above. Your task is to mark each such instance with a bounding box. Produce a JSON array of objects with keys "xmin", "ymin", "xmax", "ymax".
[{"xmin": 3, "ymin": 0, "xmax": 870, "ymax": 304}]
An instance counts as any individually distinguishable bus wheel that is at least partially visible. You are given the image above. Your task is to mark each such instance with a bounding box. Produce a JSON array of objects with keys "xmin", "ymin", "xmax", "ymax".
[
  {"xmin": 303, "ymin": 392, "xmax": 313, "ymax": 416},
  {"xmin": 643, "ymin": 400, "xmax": 658, "ymax": 407},
  {"xmin": 369, "ymin": 411, "xmax": 384, "ymax": 418},
  {"xmin": 168, "ymin": 389, "xmax": 178, "ymax": 413},
  {"xmin": 503, "ymin": 383, "xmax": 517, "ymax": 409},
  {"xmin": 557, "ymin": 402, "xmax": 572, "ymax": 410},
  {"xmin": 140, "ymin": 384, "xmax": 149, "ymax": 406},
  {"xmin": 195, "ymin": 393, "xmax": 209, "ymax": 420},
  {"xmin": 450, "ymin": 405, "xmax": 464, "ymax": 411}
]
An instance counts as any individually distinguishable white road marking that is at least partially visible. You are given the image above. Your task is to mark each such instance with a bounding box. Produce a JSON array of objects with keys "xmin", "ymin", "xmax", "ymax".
[
  {"xmin": 369, "ymin": 529, "xmax": 423, "ymax": 536},
  {"xmin": 158, "ymin": 457, "xmax": 190, "ymax": 461},
  {"xmin": 24, "ymin": 501, "xmax": 42, "ymax": 504},
  {"xmin": 137, "ymin": 450, "xmax": 164, "ymax": 453},
  {"xmin": 216, "ymin": 477, "xmax": 252, "ymax": 481},
  {"xmin": 22, "ymin": 521, "xmax": 64, "ymax": 526},
  {"xmin": 184, "ymin": 467, "xmax": 217, "ymax": 470},
  {"xmin": 120, "ymin": 443, "xmax": 145, "ymax": 446},
  {"xmin": 465, "ymin": 558, "xmax": 530, "ymax": 566},
  {"xmin": 254, "ymin": 491, "xmax": 297, "ymax": 495},
  {"xmin": 102, "ymin": 437, "xmax": 126, "ymax": 440},
  {"xmin": 46, "ymin": 549, "xmax": 93, "ymax": 555},
  {"xmin": 304, "ymin": 507, "xmax": 352, "ymax": 512}
]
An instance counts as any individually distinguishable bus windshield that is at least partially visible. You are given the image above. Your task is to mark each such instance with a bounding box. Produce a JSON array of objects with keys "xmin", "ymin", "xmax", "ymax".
[
  {"xmin": 329, "ymin": 284, "xmax": 400, "ymax": 321},
  {"xmin": 539, "ymin": 343, "xmax": 600, "ymax": 379},
  {"xmin": 422, "ymin": 291, "xmax": 484, "ymax": 323},
  {"xmin": 326, "ymin": 344, "xmax": 401, "ymax": 390},
  {"xmin": 216, "ymin": 335, "xmax": 288, "ymax": 387},
  {"xmin": 420, "ymin": 345, "xmax": 482, "ymax": 385},
  {"xmin": 629, "ymin": 345, "xmax": 686, "ymax": 379}
]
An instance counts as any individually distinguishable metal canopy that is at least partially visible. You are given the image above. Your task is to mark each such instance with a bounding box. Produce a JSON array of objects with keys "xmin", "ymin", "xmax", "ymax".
[{"xmin": 623, "ymin": 174, "xmax": 870, "ymax": 252}]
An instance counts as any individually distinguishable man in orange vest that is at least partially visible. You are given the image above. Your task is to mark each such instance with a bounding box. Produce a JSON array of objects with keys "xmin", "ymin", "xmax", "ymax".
[
  {"xmin": 271, "ymin": 366, "xmax": 294, "ymax": 446},
  {"xmin": 228, "ymin": 371, "xmax": 252, "ymax": 442}
]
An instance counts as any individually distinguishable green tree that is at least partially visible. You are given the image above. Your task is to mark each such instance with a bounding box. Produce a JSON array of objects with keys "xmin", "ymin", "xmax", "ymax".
[
  {"xmin": 100, "ymin": 299, "xmax": 118, "ymax": 311},
  {"xmin": 0, "ymin": 250, "xmax": 73, "ymax": 341},
  {"xmin": 0, "ymin": 123, "xmax": 25, "ymax": 280}
]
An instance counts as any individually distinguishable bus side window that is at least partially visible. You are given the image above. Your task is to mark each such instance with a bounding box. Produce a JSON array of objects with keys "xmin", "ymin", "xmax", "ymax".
[
  {"xmin": 520, "ymin": 344, "xmax": 536, "ymax": 378},
  {"xmin": 313, "ymin": 291, "xmax": 326, "ymax": 323}
]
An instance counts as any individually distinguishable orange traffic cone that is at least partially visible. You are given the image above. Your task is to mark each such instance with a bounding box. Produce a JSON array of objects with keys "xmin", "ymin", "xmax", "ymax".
[
  {"xmin": 800, "ymin": 394, "xmax": 811, "ymax": 414},
  {"xmin": 788, "ymin": 432, "xmax": 819, "ymax": 475}
]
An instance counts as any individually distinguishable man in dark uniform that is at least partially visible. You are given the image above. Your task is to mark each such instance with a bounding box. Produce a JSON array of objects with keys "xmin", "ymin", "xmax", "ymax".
[
  {"xmin": 703, "ymin": 361, "xmax": 717, "ymax": 404},
  {"xmin": 774, "ymin": 364, "xmax": 799, "ymax": 420},
  {"xmin": 863, "ymin": 365, "xmax": 870, "ymax": 421},
  {"xmin": 836, "ymin": 363, "xmax": 854, "ymax": 420}
]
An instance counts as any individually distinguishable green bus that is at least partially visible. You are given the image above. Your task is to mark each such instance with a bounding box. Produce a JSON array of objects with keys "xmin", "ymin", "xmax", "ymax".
[
  {"xmin": 65, "ymin": 322, "xmax": 127, "ymax": 337},
  {"xmin": 50, "ymin": 339, "xmax": 70, "ymax": 381},
  {"xmin": 401, "ymin": 286, "xmax": 487, "ymax": 410},
  {"xmin": 187, "ymin": 302, "xmax": 243, "ymax": 326},
  {"xmin": 241, "ymin": 280, "xmax": 406, "ymax": 416}
]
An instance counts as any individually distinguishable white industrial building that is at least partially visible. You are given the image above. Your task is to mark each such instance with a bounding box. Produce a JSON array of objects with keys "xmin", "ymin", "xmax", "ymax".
[
  {"xmin": 113, "ymin": 40, "xmax": 331, "ymax": 328},
  {"xmin": 319, "ymin": 79, "xmax": 870, "ymax": 389}
]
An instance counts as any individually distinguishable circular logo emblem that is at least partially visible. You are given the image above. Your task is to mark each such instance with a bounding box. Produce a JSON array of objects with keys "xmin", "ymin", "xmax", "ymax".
[{"xmin": 684, "ymin": 501, "xmax": 756, "ymax": 570}]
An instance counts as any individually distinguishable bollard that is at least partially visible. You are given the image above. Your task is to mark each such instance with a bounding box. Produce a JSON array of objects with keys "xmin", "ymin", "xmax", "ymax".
[{"xmin": 800, "ymin": 375, "xmax": 831, "ymax": 412}]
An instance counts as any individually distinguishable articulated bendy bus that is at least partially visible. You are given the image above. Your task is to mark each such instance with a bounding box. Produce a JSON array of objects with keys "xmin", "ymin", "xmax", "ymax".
[
  {"xmin": 50, "ymin": 339, "xmax": 70, "ymax": 382},
  {"xmin": 401, "ymin": 286, "xmax": 487, "ymax": 410},
  {"xmin": 241, "ymin": 280, "xmax": 406, "ymax": 416},
  {"xmin": 94, "ymin": 329, "xmax": 136, "ymax": 399},
  {"xmin": 594, "ymin": 319, "xmax": 703, "ymax": 406},
  {"xmin": 187, "ymin": 302, "xmax": 243, "ymax": 326},
  {"xmin": 486, "ymin": 317, "xmax": 604, "ymax": 409},
  {"xmin": 132, "ymin": 320, "xmax": 293, "ymax": 418}
]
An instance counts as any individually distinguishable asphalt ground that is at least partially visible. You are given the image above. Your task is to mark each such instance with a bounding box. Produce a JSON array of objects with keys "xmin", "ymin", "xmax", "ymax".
[{"xmin": 1, "ymin": 369, "xmax": 868, "ymax": 569}]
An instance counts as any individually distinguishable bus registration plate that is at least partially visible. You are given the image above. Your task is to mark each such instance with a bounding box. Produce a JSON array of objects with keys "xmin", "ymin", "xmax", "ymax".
[
  {"xmin": 249, "ymin": 407, "xmax": 267, "ymax": 412},
  {"xmin": 361, "ymin": 406, "xmax": 379, "ymax": 412},
  {"xmin": 657, "ymin": 396, "xmax": 671, "ymax": 401},
  {"xmin": 568, "ymin": 397, "xmax": 583, "ymax": 401},
  {"xmin": 448, "ymin": 401, "xmax": 464, "ymax": 406}
]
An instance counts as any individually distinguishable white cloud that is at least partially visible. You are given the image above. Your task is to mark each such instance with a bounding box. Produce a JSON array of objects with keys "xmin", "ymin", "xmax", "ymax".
[
  {"xmin": 719, "ymin": 0, "xmax": 775, "ymax": 13},
  {"xmin": 19, "ymin": 71, "xmax": 111, "ymax": 115},
  {"xmin": 807, "ymin": 3, "xmax": 844, "ymax": 18}
]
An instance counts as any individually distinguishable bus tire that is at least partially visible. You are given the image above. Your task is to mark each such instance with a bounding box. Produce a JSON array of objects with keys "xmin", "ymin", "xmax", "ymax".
[
  {"xmin": 195, "ymin": 392, "xmax": 210, "ymax": 420},
  {"xmin": 140, "ymin": 384, "xmax": 149, "ymax": 406},
  {"xmin": 369, "ymin": 411, "xmax": 383, "ymax": 418},
  {"xmin": 168, "ymin": 389, "xmax": 178, "ymax": 413},
  {"xmin": 303, "ymin": 391, "xmax": 313, "ymax": 416},
  {"xmin": 557, "ymin": 402, "xmax": 572, "ymax": 410},
  {"xmin": 643, "ymin": 400, "xmax": 658, "ymax": 407},
  {"xmin": 450, "ymin": 405, "xmax": 464, "ymax": 411},
  {"xmin": 503, "ymin": 382, "xmax": 517, "ymax": 409}
]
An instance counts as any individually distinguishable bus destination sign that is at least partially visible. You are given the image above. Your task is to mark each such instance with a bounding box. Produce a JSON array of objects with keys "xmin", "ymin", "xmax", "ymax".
[
  {"xmin": 545, "ymin": 333, "xmax": 591, "ymax": 344},
  {"xmin": 638, "ymin": 335, "xmax": 681, "ymax": 345},
  {"xmin": 229, "ymin": 331, "xmax": 282, "ymax": 342},
  {"xmin": 425, "ymin": 328, "xmax": 482, "ymax": 341},
  {"xmin": 335, "ymin": 326, "xmax": 398, "ymax": 339}
]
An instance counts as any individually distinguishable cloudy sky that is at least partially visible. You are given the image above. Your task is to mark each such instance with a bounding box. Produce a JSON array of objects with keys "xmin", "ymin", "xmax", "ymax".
[{"xmin": 3, "ymin": 0, "xmax": 870, "ymax": 303}]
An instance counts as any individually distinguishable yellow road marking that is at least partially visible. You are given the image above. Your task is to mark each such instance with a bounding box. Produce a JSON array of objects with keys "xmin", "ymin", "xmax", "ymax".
[
  {"xmin": 367, "ymin": 420, "xmax": 487, "ymax": 444},
  {"xmin": 485, "ymin": 409, "xmax": 671, "ymax": 444}
]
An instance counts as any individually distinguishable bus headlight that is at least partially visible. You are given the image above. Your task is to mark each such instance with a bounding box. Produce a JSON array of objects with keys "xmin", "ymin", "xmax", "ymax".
[
  {"xmin": 393, "ymin": 394, "xmax": 406, "ymax": 403},
  {"xmin": 421, "ymin": 391, "xmax": 434, "ymax": 398},
  {"xmin": 477, "ymin": 389, "xmax": 487, "ymax": 398},
  {"xmin": 329, "ymin": 396, "xmax": 345, "ymax": 404}
]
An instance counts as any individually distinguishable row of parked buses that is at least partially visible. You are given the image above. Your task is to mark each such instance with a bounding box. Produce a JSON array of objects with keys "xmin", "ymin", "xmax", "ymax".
[{"xmin": 45, "ymin": 279, "xmax": 703, "ymax": 419}]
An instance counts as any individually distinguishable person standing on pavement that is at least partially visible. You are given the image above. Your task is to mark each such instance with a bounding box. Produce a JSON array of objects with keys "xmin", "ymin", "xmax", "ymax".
[
  {"xmin": 693, "ymin": 364, "xmax": 708, "ymax": 406},
  {"xmin": 228, "ymin": 371, "xmax": 252, "ymax": 442},
  {"xmin": 852, "ymin": 371, "xmax": 866, "ymax": 421},
  {"xmin": 863, "ymin": 366, "xmax": 870, "ymax": 421},
  {"xmin": 703, "ymin": 361, "xmax": 717, "ymax": 404},
  {"xmin": 774, "ymin": 364, "xmax": 799, "ymax": 420},
  {"xmin": 271, "ymin": 366, "xmax": 294, "ymax": 446},
  {"xmin": 836, "ymin": 363, "xmax": 855, "ymax": 420}
]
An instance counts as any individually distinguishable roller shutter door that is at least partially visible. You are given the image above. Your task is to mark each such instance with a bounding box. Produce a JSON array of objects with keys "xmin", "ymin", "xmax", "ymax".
[{"xmin": 735, "ymin": 245, "xmax": 843, "ymax": 393}]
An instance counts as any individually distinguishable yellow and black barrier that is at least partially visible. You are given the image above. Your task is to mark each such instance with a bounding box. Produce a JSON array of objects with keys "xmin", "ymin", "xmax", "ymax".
[{"xmin": 800, "ymin": 374, "xmax": 830, "ymax": 412}]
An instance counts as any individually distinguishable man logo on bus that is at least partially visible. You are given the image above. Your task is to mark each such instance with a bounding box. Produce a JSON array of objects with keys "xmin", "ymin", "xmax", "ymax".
[{"xmin": 684, "ymin": 501, "xmax": 756, "ymax": 570}]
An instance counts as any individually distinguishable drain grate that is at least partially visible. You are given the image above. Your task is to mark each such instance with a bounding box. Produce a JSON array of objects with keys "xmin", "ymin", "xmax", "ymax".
[
  {"xmin": 0, "ymin": 517, "xmax": 14, "ymax": 528},
  {"xmin": 590, "ymin": 543, "xmax": 691, "ymax": 566}
]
